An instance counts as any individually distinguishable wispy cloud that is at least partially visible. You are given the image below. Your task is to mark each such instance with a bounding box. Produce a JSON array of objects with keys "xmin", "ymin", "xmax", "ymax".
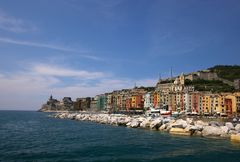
[
  {"xmin": 0, "ymin": 10, "xmax": 37, "ymax": 33},
  {"xmin": 0, "ymin": 37, "xmax": 103, "ymax": 61},
  {"xmin": 32, "ymin": 64, "xmax": 107, "ymax": 79}
]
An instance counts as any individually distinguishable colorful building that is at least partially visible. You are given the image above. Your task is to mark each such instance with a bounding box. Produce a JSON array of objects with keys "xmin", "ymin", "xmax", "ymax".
[
  {"xmin": 96, "ymin": 94, "xmax": 106, "ymax": 111},
  {"xmin": 144, "ymin": 92, "xmax": 152, "ymax": 109},
  {"xmin": 131, "ymin": 95, "xmax": 144, "ymax": 109},
  {"xmin": 153, "ymin": 91, "xmax": 160, "ymax": 108}
]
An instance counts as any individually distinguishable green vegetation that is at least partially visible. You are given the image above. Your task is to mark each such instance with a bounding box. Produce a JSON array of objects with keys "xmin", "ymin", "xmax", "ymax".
[
  {"xmin": 138, "ymin": 86, "xmax": 155, "ymax": 91},
  {"xmin": 208, "ymin": 65, "xmax": 240, "ymax": 81},
  {"xmin": 185, "ymin": 79, "xmax": 235, "ymax": 93},
  {"xmin": 159, "ymin": 79, "xmax": 174, "ymax": 84}
]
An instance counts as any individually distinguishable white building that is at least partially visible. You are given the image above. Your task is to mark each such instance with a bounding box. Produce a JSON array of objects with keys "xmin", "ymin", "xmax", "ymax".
[
  {"xmin": 184, "ymin": 93, "xmax": 191, "ymax": 112},
  {"xmin": 144, "ymin": 92, "xmax": 152, "ymax": 108}
]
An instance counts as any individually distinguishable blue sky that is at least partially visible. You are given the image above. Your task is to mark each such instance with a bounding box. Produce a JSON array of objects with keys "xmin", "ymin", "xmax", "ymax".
[{"xmin": 0, "ymin": 0, "xmax": 240, "ymax": 110}]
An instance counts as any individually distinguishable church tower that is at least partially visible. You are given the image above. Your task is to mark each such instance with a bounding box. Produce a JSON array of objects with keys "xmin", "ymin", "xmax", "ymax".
[{"xmin": 180, "ymin": 73, "xmax": 185, "ymax": 85}]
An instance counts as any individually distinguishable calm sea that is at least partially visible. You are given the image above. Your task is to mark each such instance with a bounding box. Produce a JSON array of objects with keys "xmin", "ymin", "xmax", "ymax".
[{"xmin": 0, "ymin": 111, "xmax": 240, "ymax": 162}]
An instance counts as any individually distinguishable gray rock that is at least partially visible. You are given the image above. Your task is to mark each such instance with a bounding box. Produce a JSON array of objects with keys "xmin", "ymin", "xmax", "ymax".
[
  {"xmin": 220, "ymin": 126, "xmax": 229, "ymax": 134},
  {"xmin": 194, "ymin": 120, "xmax": 209, "ymax": 126},
  {"xmin": 235, "ymin": 124, "xmax": 240, "ymax": 131},
  {"xmin": 189, "ymin": 125, "xmax": 201, "ymax": 131},
  {"xmin": 140, "ymin": 119, "xmax": 151, "ymax": 128},
  {"xmin": 159, "ymin": 124, "xmax": 166, "ymax": 131},
  {"xmin": 163, "ymin": 118, "xmax": 173, "ymax": 124},
  {"xmin": 186, "ymin": 118, "xmax": 194, "ymax": 125},
  {"xmin": 193, "ymin": 130, "xmax": 202, "ymax": 136},
  {"xmin": 175, "ymin": 119, "xmax": 188, "ymax": 128},
  {"xmin": 129, "ymin": 119, "xmax": 140, "ymax": 128},
  {"xmin": 229, "ymin": 130, "xmax": 238, "ymax": 135},
  {"xmin": 220, "ymin": 134, "xmax": 230, "ymax": 138},
  {"xmin": 110, "ymin": 117, "xmax": 118, "ymax": 125},
  {"xmin": 209, "ymin": 121, "xmax": 221, "ymax": 127},
  {"xmin": 194, "ymin": 124, "xmax": 204, "ymax": 131},
  {"xmin": 117, "ymin": 117, "xmax": 128, "ymax": 126},
  {"xmin": 225, "ymin": 122, "xmax": 234, "ymax": 130},
  {"xmin": 202, "ymin": 126, "xmax": 225, "ymax": 137},
  {"xmin": 150, "ymin": 118, "xmax": 162, "ymax": 129}
]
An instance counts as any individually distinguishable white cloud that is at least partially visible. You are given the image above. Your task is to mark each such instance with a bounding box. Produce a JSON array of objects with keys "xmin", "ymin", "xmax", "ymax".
[
  {"xmin": 32, "ymin": 64, "xmax": 106, "ymax": 79},
  {"xmin": 0, "ymin": 37, "xmax": 103, "ymax": 61},
  {"xmin": 0, "ymin": 10, "xmax": 37, "ymax": 33},
  {"xmin": 0, "ymin": 63, "xmax": 156, "ymax": 110}
]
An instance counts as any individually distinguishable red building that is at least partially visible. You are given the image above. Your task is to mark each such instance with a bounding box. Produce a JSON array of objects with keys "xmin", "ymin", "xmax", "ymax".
[
  {"xmin": 131, "ymin": 95, "xmax": 144, "ymax": 109},
  {"xmin": 225, "ymin": 98, "xmax": 232, "ymax": 115},
  {"xmin": 191, "ymin": 92, "xmax": 200, "ymax": 113}
]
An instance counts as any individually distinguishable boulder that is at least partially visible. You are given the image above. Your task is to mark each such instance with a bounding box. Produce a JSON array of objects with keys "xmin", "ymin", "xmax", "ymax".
[
  {"xmin": 194, "ymin": 130, "xmax": 202, "ymax": 136},
  {"xmin": 220, "ymin": 126, "xmax": 229, "ymax": 134},
  {"xmin": 189, "ymin": 125, "xmax": 201, "ymax": 131},
  {"xmin": 174, "ymin": 119, "xmax": 188, "ymax": 128},
  {"xmin": 163, "ymin": 118, "xmax": 174, "ymax": 124},
  {"xmin": 186, "ymin": 118, "xmax": 194, "ymax": 125},
  {"xmin": 184, "ymin": 125, "xmax": 200, "ymax": 135},
  {"xmin": 165, "ymin": 120, "xmax": 176, "ymax": 131},
  {"xmin": 159, "ymin": 124, "xmax": 167, "ymax": 131},
  {"xmin": 229, "ymin": 130, "xmax": 238, "ymax": 135},
  {"xmin": 194, "ymin": 120, "xmax": 209, "ymax": 126},
  {"xmin": 110, "ymin": 117, "xmax": 118, "ymax": 125},
  {"xmin": 140, "ymin": 119, "xmax": 151, "ymax": 128},
  {"xmin": 150, "ymin": 118, "xmax": 162, "ymax": 129},
  {"xmin": 138, "ymin": 117, "xmax": 148, "ymax": 123},
  {"xmin": 209, "ymin": 121, "xmax": 221, "ymax": 127},
  {"xmin": 117, "ymin": 117, "xmax": 129, "ymax": 126},
  {"xmin": 193, "ymin": 124, "xmax": 204, "ymax": 131},
  {"xmin": 235, "ymin": 124, "xmax": 240, "ymax": 131},
  {"xmin": 225, "ymin": 122, "xmax": 234, "ymax": 130},
  {"xmin": 220, "ymin": 134, "xmax": 230, "ymax": 138},
  {"xmin": 231, "ymin": 134, "xmax": 240, "ymax": 142},
  {"xmin": 129, "ymin": 119, "xmax": 140, "ymax": 128},
  {"xmin": 202, "ymin": 126, "xmax": 225, "ymax": 137},
  {"xmin": 126, "ymin": 121, "xmax": 131, "ymax": 127},
  {"xmin": 169, "ymin": 128, "xmax": 191, "ymax": 136}
]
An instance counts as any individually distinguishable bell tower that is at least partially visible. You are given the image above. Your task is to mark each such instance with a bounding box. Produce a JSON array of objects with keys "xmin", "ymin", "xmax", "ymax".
[{"xmin": 180, "ymin": 73, "xmax": 185, "ymax": 85}]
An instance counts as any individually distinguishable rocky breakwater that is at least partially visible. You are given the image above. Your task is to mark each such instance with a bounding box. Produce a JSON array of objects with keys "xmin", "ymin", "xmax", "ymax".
[{"xmin": 51, "ymin": 112, "xmax": 240, "ymax": 141}]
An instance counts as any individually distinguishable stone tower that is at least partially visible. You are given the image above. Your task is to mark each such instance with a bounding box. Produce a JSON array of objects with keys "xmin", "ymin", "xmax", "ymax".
[{"xmin": 180, "ymin": 73, "xmax": 185, "ymax": 85}]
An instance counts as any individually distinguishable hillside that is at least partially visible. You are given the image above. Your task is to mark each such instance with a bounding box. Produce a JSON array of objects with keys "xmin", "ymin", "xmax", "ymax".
[
  {"xmin": 208, "ymin": 65, "xmax": 240, "ymax": 81},
  {"xmin": 185, "ymin": 79, "xmax": 235, "ymax": 93}
]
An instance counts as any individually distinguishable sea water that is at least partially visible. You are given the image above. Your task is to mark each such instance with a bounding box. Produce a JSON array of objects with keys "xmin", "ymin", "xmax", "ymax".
[{"xmin": 0, "ymin": 111, "xmax": 240, "ymax": 162}]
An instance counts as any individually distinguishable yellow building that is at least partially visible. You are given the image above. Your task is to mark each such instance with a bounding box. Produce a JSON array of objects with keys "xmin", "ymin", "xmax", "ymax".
[
  {"xmin": 131, "ymin": 96, "xmax": 136, "ymax": 108},
  {"xmin": 202, "ymin": 94, "xmax": 211, "ymax": 114},
  {"xmin": 215, "ymin": 94, "xmax": 226, "ymax": 114}
]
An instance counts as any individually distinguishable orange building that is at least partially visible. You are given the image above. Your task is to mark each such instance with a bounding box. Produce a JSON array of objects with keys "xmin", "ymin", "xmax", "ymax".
[
  {"xmin": 131, "ymin": 95, "xmax": 144, "ymax": 109},
  {"xmin": 153, "ymin": 92, "xmax": 160, "ymax": 108}
]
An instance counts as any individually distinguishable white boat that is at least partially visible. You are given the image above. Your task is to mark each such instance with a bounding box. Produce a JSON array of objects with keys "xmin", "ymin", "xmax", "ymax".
[
  {"xmin": 150, "ymin": 107, "xmax": 160, "ymax": 113},
  {"xmin": 160, "ymin": 109, "xmax": 171, "ymax": 115}
]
